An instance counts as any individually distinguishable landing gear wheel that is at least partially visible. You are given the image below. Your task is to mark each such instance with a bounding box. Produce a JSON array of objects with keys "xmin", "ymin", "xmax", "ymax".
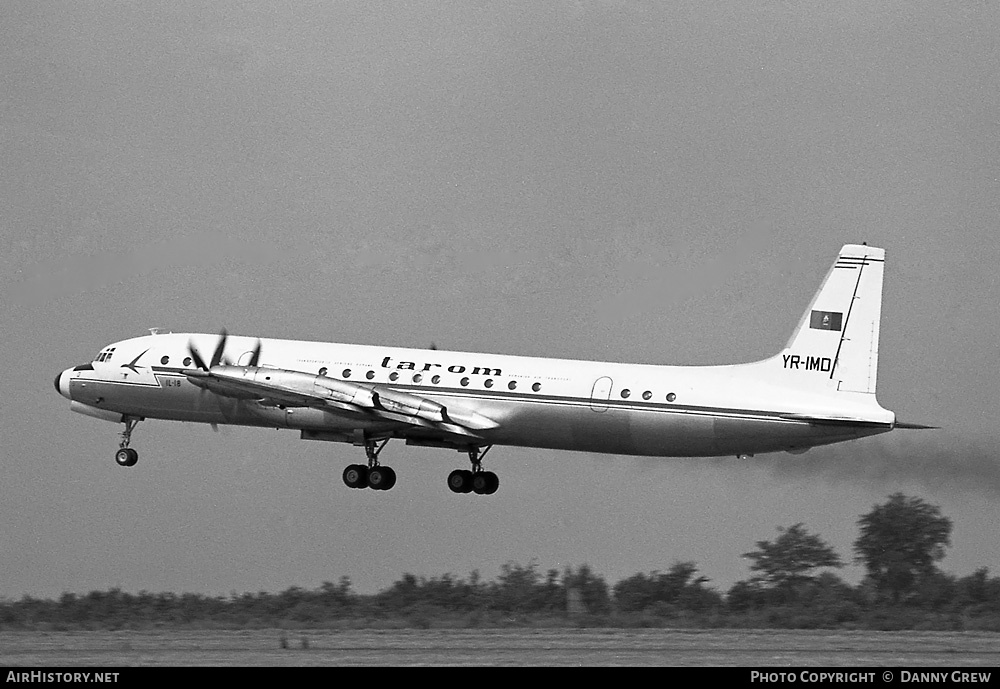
[
  {"xmin": 343, "ymin": 464, "xmax": 369, "ymax": 489},
  {"xmin": 115, "ymin": 447, "xmax": 138, "ymax": 467},
  {"xmin": 472, "ymin": 472, "xmax": 489, "ymax": 494},
  {"xmin": 451, "ymin": 445, "xmax": 497, "ymax": 495},
  {"xmin": 471, "ymin": 471, "xmax": 499, "ymax": 495},
  {"xmin": 448, "ymin": 469, "xmax": 474, "ymax": 494},
  {"xmin": 483, "ymin": 471, "xmax": 499, "ymax": 495},
  {"xmin": 367, "ymin": 466, "xmax": 396, "ymax": 491},
  {"xmin": 382, "ymin": 466, "xmax": 396, "ymax": 490}
]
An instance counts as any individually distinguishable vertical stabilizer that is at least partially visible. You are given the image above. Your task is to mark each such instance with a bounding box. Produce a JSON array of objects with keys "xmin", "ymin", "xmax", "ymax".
[{"xmin": 767, "ymin": 244, "xmax": 885, "ymax": 396}]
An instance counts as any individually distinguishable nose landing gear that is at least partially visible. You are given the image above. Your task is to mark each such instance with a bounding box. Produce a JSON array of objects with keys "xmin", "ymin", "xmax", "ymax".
[{"xmin": 114, "ymin": 416, "xmax": 141, "ymax": 467}]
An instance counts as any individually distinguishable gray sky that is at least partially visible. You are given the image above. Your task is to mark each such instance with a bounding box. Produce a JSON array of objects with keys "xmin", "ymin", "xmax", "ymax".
[{"xmin": 3, "ymin": 1, "xmax": 999, "ymax": 598}]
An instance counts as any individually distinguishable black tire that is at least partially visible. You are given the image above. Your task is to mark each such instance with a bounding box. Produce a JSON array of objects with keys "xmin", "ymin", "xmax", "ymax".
[
  {"xmin": 115, "ymin": 448, "xmax": 136, "ymax": 467},
  {"xmin": 472, "ymin": 472, "xmax": 489, "ymax": 494},
  {"xmin": 483, "ymin": 471, "xmax": 499, "ymax": 495},
  {"xmin": 343, "ymin": 464, "xmax": 369, "ymax": 489},
  {"xmin": 447, "ymin": 469, "xmax": 473, "ymax": 494},
  {"xmin": 382, "ymin": 466, "xmax": 396, "ymax": 491},
  {"xmin": 367, "ymin": 466, "xmax": 388, "ymax": 490}
]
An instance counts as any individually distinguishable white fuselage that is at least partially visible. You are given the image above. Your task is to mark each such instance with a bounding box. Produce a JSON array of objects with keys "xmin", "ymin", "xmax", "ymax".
[{"xmin": 57, "ymin": 331, "xmax": 894, "ymax": 458}]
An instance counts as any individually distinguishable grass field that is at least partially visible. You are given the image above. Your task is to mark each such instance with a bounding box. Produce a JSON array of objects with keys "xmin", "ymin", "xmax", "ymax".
[{"xmin": 2, "ymin": 628, "xmax": 999, "ymax": 666}]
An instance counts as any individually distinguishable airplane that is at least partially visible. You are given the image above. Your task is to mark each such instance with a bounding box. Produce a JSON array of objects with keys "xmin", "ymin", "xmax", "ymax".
[{"xmin": 54, "ymin": 244, "xmax": 928, "ymax": 495}]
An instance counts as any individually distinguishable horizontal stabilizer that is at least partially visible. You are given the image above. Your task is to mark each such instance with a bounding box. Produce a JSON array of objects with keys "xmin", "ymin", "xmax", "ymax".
[
  {"xmin": 779, "ymin": 413, "xmax": 893, "ymax": 428},
  {"xmin": 893, "ymin": 421, "xmax": 939, "ymax": 430}
]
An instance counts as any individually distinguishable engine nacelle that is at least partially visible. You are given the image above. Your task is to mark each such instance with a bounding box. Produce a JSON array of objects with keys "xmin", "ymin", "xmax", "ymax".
[
  {"xmin": 191, "ymin": 366, "xmax": 380, "ymax": 409},
  {"xmin": 312, "ymin": 375, "xmax": 378, "ymax": 408},
  {"xmin": 245, "ymin": 368, "xmax": 378, "ymax": 408},
  {"xmin": 372, "ymin": 386, "xmax": 447, "ymax": 423},
  {"xmin": 192, "ymin": 365, "xmax": 456, "ymax": 425}
]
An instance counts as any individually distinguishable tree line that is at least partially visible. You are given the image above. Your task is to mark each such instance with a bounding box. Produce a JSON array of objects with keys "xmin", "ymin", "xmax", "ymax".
[{"xmin": 3, "ymin": 493, "xmax": 999, "ymax": 631}]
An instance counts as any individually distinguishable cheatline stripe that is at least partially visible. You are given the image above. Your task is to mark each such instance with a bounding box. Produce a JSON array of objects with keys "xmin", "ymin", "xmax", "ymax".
[
  {"xmin": 78, "ymin": 370, "xmax": 891, "ymax": 428},
  {"xmin": 325, "ymin": 382, "xmax": 891, "ymax": 427}
]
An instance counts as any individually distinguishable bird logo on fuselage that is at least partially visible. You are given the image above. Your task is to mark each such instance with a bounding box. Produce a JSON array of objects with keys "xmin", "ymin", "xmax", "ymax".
[{"xmin": 121, "ymin": 349, "xmax": 149, "ymax": 374}]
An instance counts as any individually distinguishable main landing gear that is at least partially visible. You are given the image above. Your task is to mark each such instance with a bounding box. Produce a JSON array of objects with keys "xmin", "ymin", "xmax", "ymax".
[
  {"xmin": 341, "ymin": 440, "xmax": 500, "ymax": 495},
  {"xmin": 343, "ymin": 438, "xmax": 397, "ymax": 491},
  {"xmin": 114, "ymin": 416, "xmax": 141, "ymax": 467},
  {"xmin": 447, "ymin": 445, "xmax": 498, "ymax": 496}
]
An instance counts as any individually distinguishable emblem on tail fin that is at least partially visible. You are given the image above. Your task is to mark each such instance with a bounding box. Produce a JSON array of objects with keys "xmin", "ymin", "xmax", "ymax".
[{"xmin": 810, "ymin": 310, "xmax": 842, "ymax": 331}]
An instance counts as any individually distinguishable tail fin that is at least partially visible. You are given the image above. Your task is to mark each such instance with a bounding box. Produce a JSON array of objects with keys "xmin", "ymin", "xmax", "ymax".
[{"xmin": 768, "ymin": 244, "xmax": 885, "ymax": 396}]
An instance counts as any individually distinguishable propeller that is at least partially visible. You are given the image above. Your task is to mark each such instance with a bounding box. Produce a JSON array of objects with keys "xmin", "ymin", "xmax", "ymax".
[
  {"xmin": 246, "ymin": 339, "xmax": 262, "ymax": 367},
  {"xmin": 187, "ymin": 329, "xmax": 263, "ymax": 371},
  {"xmin": 185, "ymin": 330, "xmax": 261, "ymax": 437},
  {"xmin": 209, "ymin": 329, "xmax": 229, "ymax": 367},
  {"xmin": 187, "ymin": 329, "xmax": 229, "ymax": 372}
]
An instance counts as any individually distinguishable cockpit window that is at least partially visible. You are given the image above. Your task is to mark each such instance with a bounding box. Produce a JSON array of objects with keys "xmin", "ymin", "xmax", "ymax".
[{"xmin": 94, "ymin": 347, "xmax": 116, "ymax": 363}]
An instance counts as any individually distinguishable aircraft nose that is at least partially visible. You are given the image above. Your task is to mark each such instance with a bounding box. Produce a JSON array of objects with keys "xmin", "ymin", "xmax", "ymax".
[{"xmin": 55, "ymin": 369, "xmax": 72, "ymax": 400}]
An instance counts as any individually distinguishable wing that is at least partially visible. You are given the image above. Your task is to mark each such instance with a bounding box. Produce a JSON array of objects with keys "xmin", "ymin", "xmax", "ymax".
[{"xmin": 185, "ymin": 365, "xmax": 497, "ymax": 441}]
